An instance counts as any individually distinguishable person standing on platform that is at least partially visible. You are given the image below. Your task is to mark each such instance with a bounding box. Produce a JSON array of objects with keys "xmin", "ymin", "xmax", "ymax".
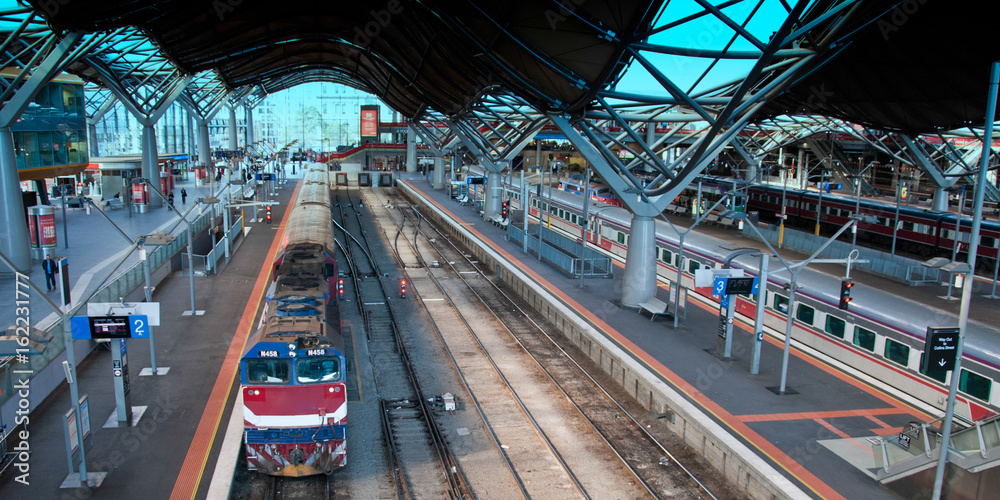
[
  {"xmin": 43, "ymin": 254, "xmax": 58, "ymax": 292},
  {"xmin": 181, "ymin": 188, "xmax": 187, "ymax": 204},
  {"xmin": 168, "ymin": 192, "xmax": 175, "ymax": 208}
]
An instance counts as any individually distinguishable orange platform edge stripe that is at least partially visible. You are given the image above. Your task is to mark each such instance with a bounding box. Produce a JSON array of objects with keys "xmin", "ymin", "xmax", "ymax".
[{"xmin": 169, "ymin": 180, "xmax": 302, "ymax": 500}]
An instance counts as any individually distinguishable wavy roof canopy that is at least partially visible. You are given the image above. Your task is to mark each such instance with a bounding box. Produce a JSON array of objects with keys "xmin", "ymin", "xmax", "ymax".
[
  {"xmin": 760, "ymin": 0, "xmax": 1000, "ymax": 133},
  {"xmin": 30, "ymin": 0, "xmax": 661, "ymax": 119}
]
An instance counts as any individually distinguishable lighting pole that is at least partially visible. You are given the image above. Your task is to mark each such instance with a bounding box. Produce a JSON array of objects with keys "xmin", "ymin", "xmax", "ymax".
[
  {"xmin": 932, "ymin": 59, "xmax": 999, "ymax": 500},
  {"xmin": 951, "ymin": 185, "xmax": 967, "ymax": 262},
  {"xmin": 891, "ymin": 179, "xmax": 903, "ymax": 255},
  {"xmin": 779, "ymin": 163, "xmax": 787, "ymax": 249},
  {"xmin": 60, "ymin": 184, "xmax": 69, "ymax": 248},
  {"xmin": 815, "ymin": 170, "xmax": 828, "ymax": 237}
]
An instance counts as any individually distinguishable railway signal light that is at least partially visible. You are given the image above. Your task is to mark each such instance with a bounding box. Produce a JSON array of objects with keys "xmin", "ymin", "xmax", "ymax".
[
  {"xmin": 839, "ymin": 278, "xmax": 854, "ymax": 310},
  {"xmin": 501, "ymin": 200, "xmax": 509, "ymax": 220},
  {"xmin": 265, "ymin": 205, "xmax": 272, "ymax": 224},
  {"xmin": 338, "ymin": 278, "xmax": 344, "ymax": 298},
  {"xmin": 400, "ymin": 279, "xmax": 407, "ymax": 299}
]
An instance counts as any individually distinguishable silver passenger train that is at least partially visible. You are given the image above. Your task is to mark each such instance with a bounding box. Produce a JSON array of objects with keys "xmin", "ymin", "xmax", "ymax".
[{"xmin": 476, "ymin": 175, "xmax": 1000, "ymax": 422}]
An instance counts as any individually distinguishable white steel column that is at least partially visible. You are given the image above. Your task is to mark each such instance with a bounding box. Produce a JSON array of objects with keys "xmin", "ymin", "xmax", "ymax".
[
  {"xmin": 198, "ymin": 121, "xmax": 210, "ymax": 169},
  {"xmin": 433, "ymin": 156, "xmax": 445, "ymax": 189},
  {"xmin": 228, "ymin": 106, "xmax": 238, "ymax": 150},
  {"xmin": 246, "ymin": 107, "xmax": 255, "ymax": 145},
  {"xmin": 931, "ymin": 186, "xmax": 949, "ymax": 211},
  {"xmin": 142, "ymin": 124, "xmax": 162, "ymax": 207},
  {"xmin": 0, "ymin": 128, "xmax": 31, "ymax": 271},
  {"xmin": 406, "ymin": 124, "xmax": 417, "ymax": 172},
  {"xmin": 88, "ymin": 122, "xmax": 100, "ymax": 158},
  {"xmin": 485, "ymin": 171, "xmax": 502, "ymax": 219},
  {"xmin": 621, "ymin": 215, "xmax": 657, "ymax": 307}
]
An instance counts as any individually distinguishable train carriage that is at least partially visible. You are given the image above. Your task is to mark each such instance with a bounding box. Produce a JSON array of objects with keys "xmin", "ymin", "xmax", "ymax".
[
  {"xmin": 489, "ymin": 175, "xmax": 1000, "ymax": 421},
  {"xmin": 241, "ymin": 165, "xmax": 346, "ymax": 476}
]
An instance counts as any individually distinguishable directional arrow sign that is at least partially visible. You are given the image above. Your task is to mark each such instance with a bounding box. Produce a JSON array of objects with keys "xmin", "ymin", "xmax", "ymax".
[{"xmin": 921, "ymin": 326, "xmax": 959, "ymax": 373}]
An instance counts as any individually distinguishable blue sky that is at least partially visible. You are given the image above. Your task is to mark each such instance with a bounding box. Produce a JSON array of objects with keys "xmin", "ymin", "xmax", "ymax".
[{"xmin": 615, "ymin": 0, "xmax": 800, "ymax": 97}]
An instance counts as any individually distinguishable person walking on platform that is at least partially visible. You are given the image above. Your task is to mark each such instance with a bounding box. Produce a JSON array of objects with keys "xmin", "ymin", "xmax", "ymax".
[
  {"xmin": 181, "ymin": 188, "xmax": 187, "ymax": 204},
  {"xmin": 168, "ymin": 192, "xmax": 175, "ymax": 208},
  {"xmin": 42, "ymin": 254, "xmax": 58, "ymax": 292}
]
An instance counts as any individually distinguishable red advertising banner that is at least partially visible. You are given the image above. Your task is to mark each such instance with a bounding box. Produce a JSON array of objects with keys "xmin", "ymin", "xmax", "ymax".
[
  {"xmin": 132, "ymin": 183, "xmax": 146, "ymax": 204},
  {"xmin": 39, "ymin": 213, "xmax": 56, "ymax": 247},
  {"xmin": 360, "ymin": 105, "xmax": 379, "ymax": 138},
  {"xmin": 27, "ymin": 213, "xmax": 37, "ymax": 247}
]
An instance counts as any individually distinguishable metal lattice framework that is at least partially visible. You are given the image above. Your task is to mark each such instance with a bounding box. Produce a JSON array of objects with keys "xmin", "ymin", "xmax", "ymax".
[{"xmin": 0, "ymin": 0, "xmax": 995, "ymax": 209}]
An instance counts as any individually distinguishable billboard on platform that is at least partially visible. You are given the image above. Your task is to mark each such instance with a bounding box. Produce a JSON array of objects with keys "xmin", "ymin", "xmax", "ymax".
[{"xmin": 360, "ymin": 105, "xmax": 379, "ymax": 138}]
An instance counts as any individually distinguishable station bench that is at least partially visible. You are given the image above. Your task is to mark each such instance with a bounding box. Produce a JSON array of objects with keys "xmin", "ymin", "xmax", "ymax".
[
  {"xmin": 638, "ymin": 297, "xmax": 670, "ymax": 321},
  {"xmin": 106, "ymin": 198, "xmax": 125, "ymax": 210}
]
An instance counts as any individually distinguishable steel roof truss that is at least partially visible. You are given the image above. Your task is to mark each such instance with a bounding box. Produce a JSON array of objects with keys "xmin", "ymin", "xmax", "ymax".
[{"xmin": 0, "ymin": 30, "xmax": 83, "ymax": 128}]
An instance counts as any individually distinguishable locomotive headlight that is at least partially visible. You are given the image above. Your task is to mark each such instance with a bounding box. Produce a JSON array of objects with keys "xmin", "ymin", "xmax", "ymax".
[
  {"xmin": 329, "ymin": 387, "xmax": 335, "ymax": 393},
  {"xmin": 289, "ymin": 351, "xmax": 297, "ymax": 357},
  {"xmin": 288, "ymin": 342, "xmax": 296, "ymax": 350}
]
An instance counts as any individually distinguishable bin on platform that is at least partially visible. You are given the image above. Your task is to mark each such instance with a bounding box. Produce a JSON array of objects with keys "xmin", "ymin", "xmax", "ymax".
[
  {"xmin": 132, "ymin": 180, "xmax": 150, "ymax": 213},
  {"xmin": 27, "ymin": 205, "xmax": 56, "ymax": 260}
]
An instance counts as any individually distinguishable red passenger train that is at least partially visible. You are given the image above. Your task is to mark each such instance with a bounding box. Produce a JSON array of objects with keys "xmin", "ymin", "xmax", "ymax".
[
  {"xmin": 743, "ymin": 183, "xmax": 1000, "ymax": 265},
  {"xmin": 240, "ymin": 166, "xmax": 346, "ymax": 476}
]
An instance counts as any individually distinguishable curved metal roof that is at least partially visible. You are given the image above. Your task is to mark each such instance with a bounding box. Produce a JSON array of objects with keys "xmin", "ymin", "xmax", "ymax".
[
  {"xmin": 760, "ymin": 0, "xmax": 1000, "ymax": 133},
  {"xmin": 30, "ymin": 0, "xmax": 662, "ymax": 119}
]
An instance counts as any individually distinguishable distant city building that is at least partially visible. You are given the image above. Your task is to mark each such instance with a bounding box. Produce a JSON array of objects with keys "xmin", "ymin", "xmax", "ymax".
[{"xmin": 91, "ymin": 83, "xmax": 392, "ymax": 158}]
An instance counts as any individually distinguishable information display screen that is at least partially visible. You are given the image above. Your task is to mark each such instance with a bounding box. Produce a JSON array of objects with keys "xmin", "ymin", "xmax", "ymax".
[
  {"xmin": 89, "ymin": 316, "xmax": 130, "ymax": 338},
  {"xmin": 725, "ymin": 277, "xmax": 756, "ymax": 295}
]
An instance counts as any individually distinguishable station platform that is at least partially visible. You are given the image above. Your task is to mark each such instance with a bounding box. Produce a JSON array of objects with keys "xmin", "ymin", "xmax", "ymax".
[
  {"xmin": 397, "ymin": 174, "xmax": 956, "ymax": 500},
  {"xmin": 0, "ymin": 167, "xmax": 300, "ymax": 499}
]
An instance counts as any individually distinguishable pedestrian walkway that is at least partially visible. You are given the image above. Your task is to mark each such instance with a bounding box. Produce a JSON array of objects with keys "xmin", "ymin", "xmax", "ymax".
[{"xmin": 0, "ymin": 164, "xmax": 302, "ymax": 497}]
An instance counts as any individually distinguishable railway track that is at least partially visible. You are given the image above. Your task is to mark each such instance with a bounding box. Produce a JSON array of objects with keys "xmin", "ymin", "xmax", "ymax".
[
  {"xmin": 369, "ymin": 187, "xmax": 721, "ymax": 499},
  {"xmin": 229, "ymin": 447, "xmax": 335, "ymax": 500},
  {"xmin": 332, "ymin": 187, "xmax": 470, "ymax": 499}
]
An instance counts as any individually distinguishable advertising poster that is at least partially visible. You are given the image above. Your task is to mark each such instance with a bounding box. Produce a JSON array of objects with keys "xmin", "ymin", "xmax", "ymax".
[{"xmin": 360, "ymin": 105, "xmax": 379, "ymax": 138}]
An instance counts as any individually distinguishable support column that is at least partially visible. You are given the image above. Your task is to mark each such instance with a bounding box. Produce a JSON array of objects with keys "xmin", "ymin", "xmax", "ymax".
[
  {"xmin": 0, "ymin": 128, "xmax": 31, "ymax": 271},
  {"xmin": 406, "ymin": 124, "xmax": 417, "ymax": 172},
  {"xmin": 246, "ymin": 107, "xmax": 255, "ymax": 145},
  {"xmin": 198, "ymin": 121, "xmax": 210, "ymax": 170},
  {"xmin": 932, "ymin": 186, "xmax": 949, "ymax": 211},
  {"xmin": 535, "ymin": 140, "xmax": 542, "ymax": 172},
  {"xmin": 621, "ymin": 214, "xmax": 657, "ymax": 307},
  {"xmin": 187, "ymin": 113, "xmax": 196, "ymax": 163},
  {"xmin": 450, "ymin": 154, "xmax": 458, "ymax": 181},
  {"xmin": 142, "ymin": 124, "xmax": 162, "ymax": 207},
  {"xmin": 485, "ymin": 171, "xmax": 502, "ymax": 219},
  {"xmin": 797, "ymin": 148, "xmax": 805, "ymax": 189},
  {"xmin": 433, "ymin": 156, "xmax": 445, "ymax": 189},
  {"xmin": 228, "ymin": 106, "xmax": 238, "ymax": 150},
  {"xmin": 88, "ymin": 122, "xmax": 100, "ymax": 158}
]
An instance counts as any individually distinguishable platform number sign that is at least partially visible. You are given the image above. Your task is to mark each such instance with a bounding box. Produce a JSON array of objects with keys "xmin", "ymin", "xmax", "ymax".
[
  {"xmin": 70, "ymin": 314, "xmax": 150, "ymax": 339},
  {"xmin": 713, "ymin": 278, "xmax": 726, "ymax": 296},
  {"xmin": 921, "ymin": 326, "xmax": 959, "ymax": 373},
  {"xmin": 713, "ymin": 277, "xmax": 759, "ymax": 296}
]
